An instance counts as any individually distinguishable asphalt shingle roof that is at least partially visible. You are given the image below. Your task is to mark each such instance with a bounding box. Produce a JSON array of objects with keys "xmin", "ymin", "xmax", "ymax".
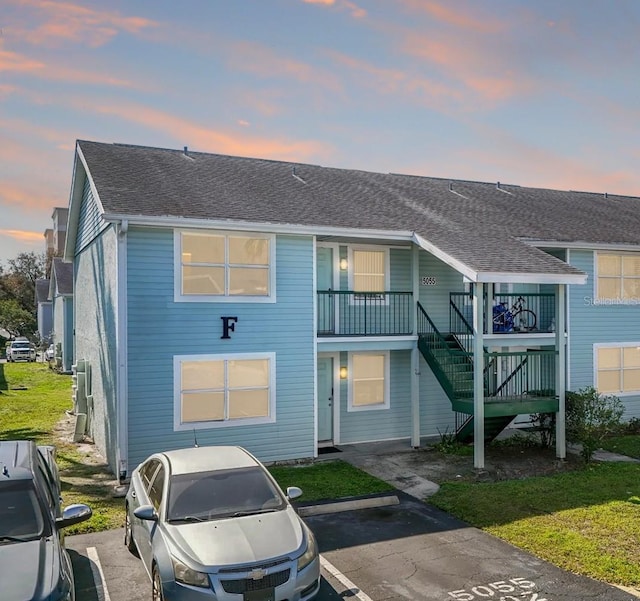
[
  {"xmin": 51, "ymin": 258, "xmax": 73, "ymax": 295},
  {"xmin": 77, "ymin": 140, "xmax": 640, "ymax": 278},
  {"xmin": 35, "ymin": 279, "xmax": 50, "ymax": 303}
]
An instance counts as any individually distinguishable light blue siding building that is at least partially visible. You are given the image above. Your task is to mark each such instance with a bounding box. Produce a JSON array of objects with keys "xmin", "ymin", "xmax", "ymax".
[{"xmin": 63, "ymin": 140, "xmax": 640, "ymax": 479}]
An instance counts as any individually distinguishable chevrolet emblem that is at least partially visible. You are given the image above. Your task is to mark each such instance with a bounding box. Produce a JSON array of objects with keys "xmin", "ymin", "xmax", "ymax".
[{"xmin": 248, "ymin": 568, "xmax": 266, "ymax": 580}]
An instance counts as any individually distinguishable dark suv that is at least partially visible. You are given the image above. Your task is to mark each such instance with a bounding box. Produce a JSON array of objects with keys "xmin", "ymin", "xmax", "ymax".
[{"xmin": 0, "ymin": 440, "xmax": 92, "ymax": 601}]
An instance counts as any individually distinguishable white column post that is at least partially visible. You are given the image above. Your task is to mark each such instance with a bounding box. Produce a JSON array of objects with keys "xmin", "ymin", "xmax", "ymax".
[
  {"xmin": 473, "ymin": 282, "xmax": 485, "ymax": 469},
  {"xmin": 555, "ymin": 284, "xmax": 566, "ymax": 459},
  {"xmin": 411, "ymin": 245, "xmax": 420, "ymax": 447}
]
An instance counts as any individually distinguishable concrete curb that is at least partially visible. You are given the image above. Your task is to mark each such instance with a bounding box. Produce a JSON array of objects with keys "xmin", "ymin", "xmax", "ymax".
[{"xmin": 299, "ymin": 494, "xmax": 399, "ymax": 517}]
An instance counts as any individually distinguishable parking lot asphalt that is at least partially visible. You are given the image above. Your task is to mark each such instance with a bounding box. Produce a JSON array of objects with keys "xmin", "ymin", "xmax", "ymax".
[{"xmin": 67, "ymin": 492, "xmax": 638, "ymax": 601}]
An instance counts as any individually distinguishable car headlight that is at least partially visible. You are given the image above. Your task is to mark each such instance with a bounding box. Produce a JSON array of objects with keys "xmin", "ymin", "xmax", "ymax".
[
  {"xmin": 171, "ymin": 557, "xmax": 210, "ymax": 588},
  {"xmin": 297, "ymin": 529, "xmax": 318, "ymax": 571}
]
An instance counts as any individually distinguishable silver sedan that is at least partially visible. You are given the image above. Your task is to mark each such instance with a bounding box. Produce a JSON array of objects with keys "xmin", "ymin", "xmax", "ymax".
[{"xmin": 124, "ymin": 446, "xmax": 320, "ymax": 601}]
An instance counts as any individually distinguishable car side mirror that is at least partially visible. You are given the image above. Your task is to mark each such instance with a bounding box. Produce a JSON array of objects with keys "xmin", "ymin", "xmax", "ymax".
[
  {"xmin": 57, "ymin": 503, "xmax": 92, "ymax": 529},
  {"xmin": 286, "ymin": 486, "xmax": 303, "ymax": 501},
  {"xmin": 134, "ymin": 504, "xmax": 159, "ymax": 521}
]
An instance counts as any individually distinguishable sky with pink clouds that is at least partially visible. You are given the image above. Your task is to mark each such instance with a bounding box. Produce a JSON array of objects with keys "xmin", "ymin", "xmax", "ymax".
[{"xmin": 1, "ymin": 0, "xmax": 639, "ymax": 264}]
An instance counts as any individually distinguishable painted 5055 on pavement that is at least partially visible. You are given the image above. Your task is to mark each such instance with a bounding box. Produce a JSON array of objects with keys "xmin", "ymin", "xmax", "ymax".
[{"xmin": 125, "ymin": 445, "xmax": 320, "ymax": 601}]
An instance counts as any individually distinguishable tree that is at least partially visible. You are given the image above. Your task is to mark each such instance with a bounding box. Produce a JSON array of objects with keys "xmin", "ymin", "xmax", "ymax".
[
  {"xmin": 0, "ymin": 299, "xmax": 36, "ymax": 338},
  {"xmin": 0, "ymin": 252, "xmax": 46, "ymax": 309}
]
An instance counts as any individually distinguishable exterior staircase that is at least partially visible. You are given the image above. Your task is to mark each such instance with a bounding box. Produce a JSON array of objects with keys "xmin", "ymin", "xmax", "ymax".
[{"xmin": 417, "ymin": 302, "xmax": 535, "ymax": 443}]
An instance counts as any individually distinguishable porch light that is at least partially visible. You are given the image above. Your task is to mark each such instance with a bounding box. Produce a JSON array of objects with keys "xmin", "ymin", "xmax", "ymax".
[
  {"xmin": 339, "ymin": 366, "xmax": 348, "ymax": 379},
  {"xmin": 339, "ymin": 258, "xmax": 348, "ymax": 270}
]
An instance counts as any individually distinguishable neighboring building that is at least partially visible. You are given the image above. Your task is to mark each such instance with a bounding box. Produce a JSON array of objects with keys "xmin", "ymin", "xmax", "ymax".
[
  {"xmin": 45, "ymin": 207, "xmax": 70, "ymax": 260},
  {"xmin": 49, "ymin": 258, "xmax": 74, "ymax": 372},
  {"xmin": 64, "ymin": 140, "xmax": 640, "ymax": 479},
  {"xmin": 35, "ymin": 278, "xmax": 52, "ymax": 345}
]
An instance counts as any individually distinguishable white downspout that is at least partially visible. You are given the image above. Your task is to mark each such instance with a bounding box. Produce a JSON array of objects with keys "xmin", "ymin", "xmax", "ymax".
[{"xmin": 116, "ymin": 220, "xmax": 129, "ymax": 482}]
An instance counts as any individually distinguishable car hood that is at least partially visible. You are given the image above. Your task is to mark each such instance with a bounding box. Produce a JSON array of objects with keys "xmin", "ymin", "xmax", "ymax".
[
  {"xmin": 167, "ymin": 507, "xmax": 305, "ymax": 568},
  {"xmin": 0, "ymin": 537, "xmax": 68, "ymax": 601}
]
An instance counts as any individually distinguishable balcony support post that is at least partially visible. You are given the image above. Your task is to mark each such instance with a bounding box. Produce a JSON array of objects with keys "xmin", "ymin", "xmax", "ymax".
[
  {"xmin": 555, "ymin": 284, "xmax": 566, "ymax": 459},
  {"xmin": 473, "ymin": 282, "xmax": 485, "ymax": 469},
  {"xmin": 411, "ymin": 245, "xmax": 420, "ymax": 448}
]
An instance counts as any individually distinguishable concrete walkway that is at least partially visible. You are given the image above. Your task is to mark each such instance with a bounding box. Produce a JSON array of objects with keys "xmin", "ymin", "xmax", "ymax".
[{"xmin": 331, "ymin": 437, "xmax": 640, "ymax": 501}]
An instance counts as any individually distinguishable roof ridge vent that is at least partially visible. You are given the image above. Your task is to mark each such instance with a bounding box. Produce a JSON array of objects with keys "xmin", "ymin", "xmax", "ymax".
[
  {"xmin": 496, "ymin": 181, "xmax": 513, "ymax": 195},
  {"xmin": 604, "ymin": 192, "xmax": 608, "ymax": 199},
  {"xmin": 448, "ymin": 181, "xmax": 468, "ymax": 199},
  {"xmin": 292, "ymin": 166, "xmax": 306, "ymax": 184}
]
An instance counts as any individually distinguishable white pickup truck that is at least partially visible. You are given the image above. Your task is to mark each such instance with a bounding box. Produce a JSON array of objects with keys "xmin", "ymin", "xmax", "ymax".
[{"xmin": 7, "ymin": 339, "xmax": 36, "ymax": 362}]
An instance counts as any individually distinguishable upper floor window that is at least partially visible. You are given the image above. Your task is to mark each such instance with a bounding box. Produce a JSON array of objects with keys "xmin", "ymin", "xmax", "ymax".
[
  {"xmin": 347, "ymin": 351, "xmax": 390, "ymax": 411},
  {"xmin": 176, "ymin": 230, "xmax": 275, "ymax": 302},
  {"xmin": 350, "ymin": 248, "xmax": 388, "ymax": 292},
  {"xmin": 174, "ymin": 353, "xmax": 276, "ymax": 430},
  {"xmin": 596, "ymin": 344, "xmax": 640, "ymax": 395},
  {"xmin": 596, "ymin": 252, "xmax": 640, "ymax": 301}
]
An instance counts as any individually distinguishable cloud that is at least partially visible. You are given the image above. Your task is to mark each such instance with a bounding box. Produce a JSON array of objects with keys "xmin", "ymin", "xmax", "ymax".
[
  {"xmin": 0, "ymin": 229, "xmax": 43, "ymax": 243},
  {"xmin": 302, "ymin": 0, "xmax": 366, "ymax": 18},
  {"xmin": 227, "ymin": 41, "xmax": 342, "ymax": 93},
  {"xmin": 0, "ymin": 43, "xmax": 138, "ymax": 88},
  {"xmin": 0, "ymin": 181, "xmax": 61, "ymax": 213},
  {"xmin": 398, "ymin": 0, "xmax": 505, "ymax": 33},
  {"xmin": 7, "ymin": 0, "xmax": 159, "ymax": 47},
  {"xmin": 326, "ymin": 50, "xmax": 463, "ymax": 110},
  {"xmin": 77, "ymin": 99, "xmax": 332, "ymax": 162},
  {"xmin": 454, "ymin": 124, "xmax": 640, "ymax": 197}
]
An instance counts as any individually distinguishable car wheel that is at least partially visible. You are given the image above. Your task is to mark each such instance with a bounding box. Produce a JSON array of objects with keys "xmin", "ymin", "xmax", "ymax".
[
  {"xmin": 124, "ymin": 506, "xmax": 138, "ymax": 556},
  {"xmin": 152, "ymin": 565, "xmax": 165, "ymax": 601}
]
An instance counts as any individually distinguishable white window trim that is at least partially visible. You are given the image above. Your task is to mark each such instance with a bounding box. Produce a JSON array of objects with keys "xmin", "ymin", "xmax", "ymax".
[
  {"xmin": 174, "ymin": 229, "xmax": 276, "ymax": 303},
  {"xmin": 173, "ymin": 352, "xmax": 276, "ymax": 430},
  {"xmin": 347, "ymin": 350, "xmax": 390, "ymax": 412},
  {"xmin": 594, "ymin": 251, "xmax": 640, "ymax": 302},
  {"xmin": 347, "ymin": 245, "xmax": 391, "ymax": 306},
  {"xmin": 593, "ymin": 342, "xmax": 640, "ymax": 397}
]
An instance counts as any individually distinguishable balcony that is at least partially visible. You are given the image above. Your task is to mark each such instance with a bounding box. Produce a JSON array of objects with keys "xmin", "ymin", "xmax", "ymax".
[
  {"xmin": 450, "ymin": 292, "xmax": 556, "ymax": 336},
  {"xmin": 317, "ymin": 290, "xmax": 413, "ymax": 336}
]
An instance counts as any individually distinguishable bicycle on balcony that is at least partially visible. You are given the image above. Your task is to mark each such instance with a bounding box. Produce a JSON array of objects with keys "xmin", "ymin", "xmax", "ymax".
[{"xmin": 492, "ymin": 295, "xmax": 537, "ymax": 332}]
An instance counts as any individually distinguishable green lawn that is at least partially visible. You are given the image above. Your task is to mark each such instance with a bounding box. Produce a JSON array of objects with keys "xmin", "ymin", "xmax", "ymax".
[
  {"xmin": 430, "ymin": 462, "xmax": 640, "ymax": 587},
  {"xmin": 599, "ymin": 434, "xmax": 640, "ymax": 459}
]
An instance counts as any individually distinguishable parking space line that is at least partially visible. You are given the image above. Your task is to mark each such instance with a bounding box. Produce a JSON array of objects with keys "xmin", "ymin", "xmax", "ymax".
[
  {"xmin": 320, "ymin": 555, "xmax": 373, "ymax": 601},
  {"xmin": 87, "ymin": 546, "xmax": 112, "ymax": 601}
]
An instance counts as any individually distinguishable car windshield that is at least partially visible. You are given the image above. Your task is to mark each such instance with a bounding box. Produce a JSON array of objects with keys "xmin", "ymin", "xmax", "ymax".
[
  {"xmin": 11, "ymin": 342, "xmax": 30, "ymax": 349},
  {"xmin": 166, "ymin": 466, "xmax": 286, "ymax": 522},
  {"xmin": 0, "ymin": 480, "xmax": 45, "ymax": 541}
]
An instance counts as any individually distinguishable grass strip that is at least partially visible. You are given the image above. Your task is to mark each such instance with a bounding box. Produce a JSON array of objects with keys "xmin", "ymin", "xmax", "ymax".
[{"xmin": 430, "ymin": 463, "xmax": 640, "ymax": 586}]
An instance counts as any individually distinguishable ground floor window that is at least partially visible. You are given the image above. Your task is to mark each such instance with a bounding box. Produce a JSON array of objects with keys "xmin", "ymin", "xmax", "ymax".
[
  {"xmin": 347, "ymin": 351, "xmax": 390, "ymax": 411},
  {"xmin": 595, "ymin": 344, "xmax": 640, "ymax": 394},
  {"xmin": 174, "ymin": 353, "xmax": 275, "ymax": 429}
]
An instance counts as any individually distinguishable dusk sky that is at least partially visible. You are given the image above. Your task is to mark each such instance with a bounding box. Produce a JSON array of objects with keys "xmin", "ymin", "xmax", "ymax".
[{"xmin": 1, "ymin": 0, "xmax": 639, "ymax": 264}]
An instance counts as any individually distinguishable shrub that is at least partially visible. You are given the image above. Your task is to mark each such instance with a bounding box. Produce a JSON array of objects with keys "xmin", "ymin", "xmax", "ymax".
[{"xmin": 566, "ymin": 387, "xmax": 624, "ymax": 462}]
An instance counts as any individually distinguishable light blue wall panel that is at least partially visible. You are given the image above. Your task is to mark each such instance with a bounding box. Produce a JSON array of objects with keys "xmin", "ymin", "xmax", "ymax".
[
  {"xmin": 75, "ymin": 178, "xmax": 109, "ymax": 255},
  {"xmin": 338, "ymin": 350, "xmax": 412, "ymax": 443},
  {"xmin": 126, "ymin": 228, "xmax": 315, "ymax": 469},
  {"xmin": 419, "ymin": 362, "xmax": 456, "ymax": 438},
  {"xmin": 390, "ymin": 248, "xmax": 412, "ymax": 290},
  {"xmin": 568, "ymin": 250, "xmax": 640, "ymax": 419},
  {"xmin": 418, "ymin": 250, "xmax": 466, "ymax": 332},
  {"xmin": 74, "ymin": 227, "xmax": 119, "ymax": 471}
]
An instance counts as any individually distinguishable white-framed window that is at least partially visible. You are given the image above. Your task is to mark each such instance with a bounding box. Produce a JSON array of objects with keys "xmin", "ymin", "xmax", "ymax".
[
  {"xmin": 174, "ymin": 353, "xmax": 276, "ymax": 430},
  {"xmin": 347, "ymin": 351, "xmax": 390, "ymax": 411},
  {"xmin": 348, "ymin": 246, "xmax": 389, "ymax": 304},
  {"xmin": 595, "ymin": 343, "xmax": 640, "ymax": 395},
  {"xmin": 175, "ymin": 230, "xmax": 275, "ymax": 302},
  {"xmin": 596, "ymin": 252, "xmax": 640, "ymax": 301}
]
